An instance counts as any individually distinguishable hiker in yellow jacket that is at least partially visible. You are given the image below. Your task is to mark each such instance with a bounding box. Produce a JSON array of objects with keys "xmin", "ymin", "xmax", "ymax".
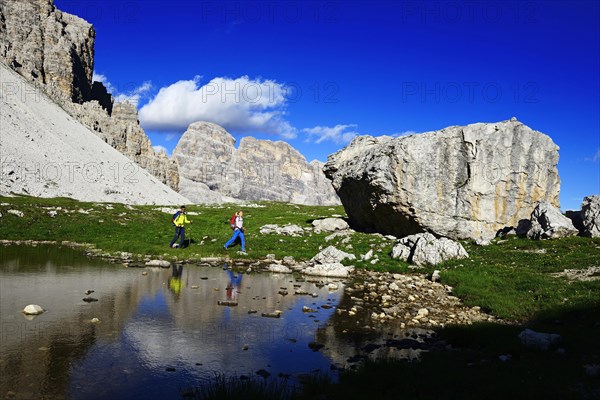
[{"xmin": 170, "ymin": 206, "xmax": 192, "ymax": 248}]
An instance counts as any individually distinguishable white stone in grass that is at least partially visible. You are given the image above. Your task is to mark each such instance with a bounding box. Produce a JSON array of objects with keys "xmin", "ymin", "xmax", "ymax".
[
  {"xmin": 8, "ymin": 209, "xmax": 24, "ymax": 217},
  {"xmin": 518, "ymin": 329, "xmax": 561, "ymax": 351}
]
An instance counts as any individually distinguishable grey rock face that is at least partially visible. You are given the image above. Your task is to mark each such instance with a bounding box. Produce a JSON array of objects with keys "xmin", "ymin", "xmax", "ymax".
[
  {"xmin": 174, "ymin": 122, "xmax": 340, "ymax": 205},
  {"xmin": 521, "ymin": 201, "xmax": 578, "ymax": 240},
  {"xmin": 0, "ymin": 0, "xmax": 179, "ymax": 191},
  {"xmin": 581, "ymin": 195, "xmax": 600, "ymax": 238},
  {"xmin": 0, "ymin": 0, "xmax": 94, "ymax": 104},
  {"xmin": 324, "ymin": 119, "xmax": 561, "ymax": 241},
  {"xmin": 391, "ymin": 233, "xmax": 469, "ymax": 266}
]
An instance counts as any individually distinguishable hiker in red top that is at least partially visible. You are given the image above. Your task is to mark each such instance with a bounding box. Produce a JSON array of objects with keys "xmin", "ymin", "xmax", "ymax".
[{"xmin": 224, "ymin": 210, "xmax": 246, "ymax": 254}]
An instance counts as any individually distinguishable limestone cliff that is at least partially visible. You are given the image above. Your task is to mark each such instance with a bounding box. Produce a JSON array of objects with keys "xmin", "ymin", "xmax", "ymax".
[
  {"xmin": 0, "ymin": 0, "xmax": 178, "ymax": 190},
  {"xmin": 174, "ymin": 122, "xmax": 340, "ymax": 205}
]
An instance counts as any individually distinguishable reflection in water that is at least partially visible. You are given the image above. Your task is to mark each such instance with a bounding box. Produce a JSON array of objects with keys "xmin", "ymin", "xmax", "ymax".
[{"xmin": 0, "ymin": 245, "xmax": 350, "ymax": 400}]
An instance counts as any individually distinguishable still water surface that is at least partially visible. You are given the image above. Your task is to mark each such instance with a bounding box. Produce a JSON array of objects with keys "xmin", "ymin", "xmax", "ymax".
[{"xmin": 0, "ymin": 245, "xmax": 349, "ymax": 399}]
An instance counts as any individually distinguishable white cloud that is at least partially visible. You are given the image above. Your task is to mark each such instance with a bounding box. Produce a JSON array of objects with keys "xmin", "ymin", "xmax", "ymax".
[
  {"xmin": 584, "ymin": 148, "xmax": 600, "ymax": 162},
  {"xmin": 138, "ymin": 76, "xmax": 296, "ymax": 139},
  {"xmin": 152, "ymin": 145, "xmax": 170, "ymax": 156},
  {"xmin": 302, "ymin": 124, "xmax": 359, "ymax": 144},
  {"xmin": 92, "ymin": 72, "xmax": 152, "ymax": 107}
]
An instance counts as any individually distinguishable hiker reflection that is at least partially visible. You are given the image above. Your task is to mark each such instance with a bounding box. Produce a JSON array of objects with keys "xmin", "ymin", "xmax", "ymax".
[
  {"xmin": 226, "ymin": 270, "xmax": 243, "ymax": 302},
  {"xmin": 168, "ymin": 264, "xmax": 184, "ymax": 297}
]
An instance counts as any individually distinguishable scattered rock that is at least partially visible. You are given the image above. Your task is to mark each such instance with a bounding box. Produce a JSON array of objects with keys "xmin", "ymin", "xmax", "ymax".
[
  {"xmin": 7, "ymin": 210, "xmax": 24, "ymax": 218},
  {"xmin": 308, "ymin": 342, "xmax": 325, "ymax": 352},
  {"xmin": 327, "ymin": 283, "xmax": 339, "ymax": 291},
  {"xmin": 145, "ymin": 260, "xmax": 171, "ymax": 268},
  {"xmin": 260, "ymin": 224, "xmax": 305, "ymax": 236},
  {"xmin": 84, "ymin": 290, "xmax": 95, "ymax": 295},
  {"xmin": 520, "ymin": 201, "xmax": 578, "ymax": 239},
  {"xmin": 217, "ymin": 301, "xmax": 238, "ymax": 306},
  {"xmin": 311, "ymin": 246, "xmax": 356, "ymax": 264},
  {"xmin": 312, "ymin": 218, "xmax": 349, "ymax": 232},
  {"xmin": 324, "ymin": 230, "xmax": 353, "ymax": 242},
  {"xmin": 518, "ymin": 329, "xmax": 561, "ymax": 351},
  {"xmin": 550, "ymin": 266, "xmax": 600, "ymax": 282},
  {"xmin": 23, "ymin": 304, "xmax": 44, "ymax": 315},
  {"xmin": 261, "ymin": 311, "xmax": 282, "ymax": 318},
  {"xmin": 303, "ymin": 263, "xmax": 354, "ymax": 278},
  {"xmin": 431, "ymin": 270, "xmax": 441, "ymax": 282},
  {"xmin": 391, "ymin": 233, "xmax": 468, "ymax": 266},
  {"xmin": 90, "ymin": 318, "xmax": 100, "ymax": 323},
  {"xmin": 82, "ymin": 297, "xmax": 98, "ymax": 303},
  {"xmin": 255, "ymin": 369, "xmax": 271, "ymax": 378},
  {"xmin": 268, "ymin": 264, "xmax": 292, "ymax": 273},
  {"xmin": 302, "ymin": 306, "xmax": 318, "ymax": 313},
  {"xmin": 581, "ymin": 195, "xmax": 600, "ymax": 237}
]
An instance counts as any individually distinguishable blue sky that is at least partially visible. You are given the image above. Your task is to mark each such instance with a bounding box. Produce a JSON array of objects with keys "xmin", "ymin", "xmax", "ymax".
[{"xmin": 55, "ymin": 0, "xmax": 599, "ymax": 210}]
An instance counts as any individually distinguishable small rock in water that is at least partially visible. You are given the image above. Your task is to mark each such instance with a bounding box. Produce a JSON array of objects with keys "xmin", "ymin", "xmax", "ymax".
[
  {"xmin": 256, "ymin": 369, "xmax": 271, "ymax": 378},
  {"xmin": 142, "ymin": 271, "xmax": 148, "ymax": 276},
  {"xmin": 165, "ymin": 367, "xmax": 176, "ymax": 372},
  {"xmin": 84, "ymin": 290, "xmax": 95, "ymax": 295},
  {"xmin": 261, "ymin": 311, "xmax": 282, "ymax": 318},
  {"xmin": 308, "ymin": 342, "xmax": 324, "ymax": 352},
  {"xmin": 82, "ymin": 297, "xmax": 98, "ymax": 303},
  {"xmin": 242, "ymin": 344, "xmax": 249, "ymax": 351},
  {"xmin": 191, "ymin": 285, "xmax": 199, "ymax": 289},
  {"xmin": 302, "ymin": 306, "xmax": 317, "ymax": 313},
  {"xmin": 90, "ymin": 318, "xmax": 100, "ymax": 324},
  {"xmin": 23, "ymin": 304, "xmax": 44, "ymax": 315},
  {"xmin": 247, "ymin": 310, "xmax": 258, "ymax": 314}
]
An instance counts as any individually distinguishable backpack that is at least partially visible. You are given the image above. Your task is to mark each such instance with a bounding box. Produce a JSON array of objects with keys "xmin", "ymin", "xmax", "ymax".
[
  {"xmin": 172, "ymin": 211, "xmax": 181, "ymax": 226},
  {"xmin": 230, "ymin": 213, "xmax": 237, "ymax": 230}
]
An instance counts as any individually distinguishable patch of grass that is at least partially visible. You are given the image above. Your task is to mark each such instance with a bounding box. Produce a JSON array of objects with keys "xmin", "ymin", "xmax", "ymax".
[{"xmin": 439, "ymin": 237, "xmax": 600, "ymax": 320}]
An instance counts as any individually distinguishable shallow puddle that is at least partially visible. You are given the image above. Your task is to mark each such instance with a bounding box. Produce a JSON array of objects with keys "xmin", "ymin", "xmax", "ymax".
[{"xmin": 0, "ymin": 245, "xmax": 349, "ymax": 399}]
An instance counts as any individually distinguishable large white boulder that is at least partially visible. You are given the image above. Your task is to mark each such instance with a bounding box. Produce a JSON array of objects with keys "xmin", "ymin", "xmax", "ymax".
[{"xmin": 324, "ymin": 119, "xmax": 561, "ymax": 241}]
